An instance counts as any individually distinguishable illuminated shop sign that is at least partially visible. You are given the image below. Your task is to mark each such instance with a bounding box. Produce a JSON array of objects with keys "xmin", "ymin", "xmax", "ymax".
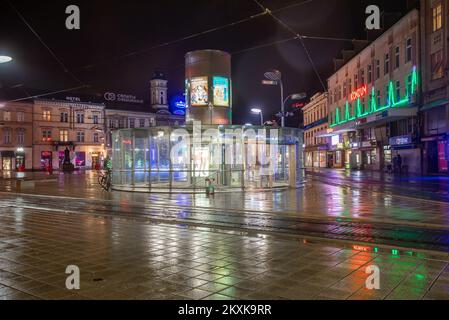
[
  {"xmin": 213, "ymin": 76, "xmax": 229, "ymax": 107},
  {"xmin": 331, "ymin": 67, "xmax": 418, "ymax": 128},
  {"xmin": 350, "ymin": 85, "xmax": 368, "ymax": 101},
  {"xmin": 190, "ymin": 77, "xmax": 208, "ymax": 106},
  {"xmin": 389, "ymin": 135, "xmax": 412, "ymax": 146}
]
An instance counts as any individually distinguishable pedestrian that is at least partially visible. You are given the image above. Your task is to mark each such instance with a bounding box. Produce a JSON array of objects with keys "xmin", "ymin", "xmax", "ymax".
[
  {"xmin": 397, "ymin": 153, "xmax": 402, "ymax": 176},
  {"xmin": 392, "ymin": 154, "xmax": 398, "ymax": 174}
]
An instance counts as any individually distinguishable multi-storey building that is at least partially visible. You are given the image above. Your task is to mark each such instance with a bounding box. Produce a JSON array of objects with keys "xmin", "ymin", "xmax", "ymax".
[
  {"xmin": 327, "ymin": 9, "xmax": 421, "ymax": 172},
  {"xmin": 0, "ymin": 101, "xmax": 33, "ymax": 171},
  {"xmin": 420, "ymin": 0, "xmax": 449, "ymax": 173},
  {"xmin": 32, "ymin": 98, "xmax": 106, "ymax": 170},
  {"xmin": 303, "ymin": 93, "xmax": 330, "ymax": 168}
]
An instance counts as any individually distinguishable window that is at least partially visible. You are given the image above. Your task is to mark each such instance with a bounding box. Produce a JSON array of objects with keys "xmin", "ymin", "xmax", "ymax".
[
  {"xmin": 361, "ymin": 70, "xmax": 365, "ymax": 85},
  {"xmin": 42, "ymin": 130, "xmax": 52, "ymax": 142},
  {"xmin": 354, "ymin": 74, "xmax": 358, "ymax": 88},
  {"xmin": 433, "ymin": 3, "xmax": 443, "ymax": 32},
  {"xmin": 368, "ymin": 65, "xmax": 372, "ymax": 83},
  {"xmin": 129, "ymin": 118, "xmax": 135, "ymax": 128},
  {"xmin": 93, "ymin": 114, "xmax": 99, "ymax": 125},
  {"xmin": 348, "ymin": 78, "xmax": 352, "ymax": 92},
  {"xmin": 396, "ymin": 81, "xmax": 401, "ymax": 100},
  {"xmin": 76, "ymin": 131, "xmax": 85, "ymax": 142},
  {"xmin": 93, "ymin": 132, "xmax": 99, "ymax": 143},
  {"xmin": 376, "ymin": 60, "xmax": 380, "ymax": 80},
  {"xmin": 384, "ymin": 53, "xmax": 390, "ymax": 75},
  {"xmin": 59, "ymin": 130, "xmax": 68, "ymax": 142},
  {"xmin": 431, "ymin": 50, "xmax": 444, "ymax": 80},
  {"xmin": 17, "ymin": 111, "xmax": 25, "ymax": 122},
  {"xmin": 406, "ymin": 38, "xmax": 412, "ymax": 63},
  {"xmin": 17, "ymin": 130, "xmax": 24, "ymax": 145},
  {"xmin": 76, "ymin": 113, "xmax": 84, "ymax": 124},
  {"xmin": 394, "ymin": 47, "xmax": 400, "ymax": 69},
  {"xmin": 60, "ymin": 112, "xmax": 69, "ymax": 123},
  {"xmin": 3, "ymin": 111, "xmax": 11, "ymax": 121},
  {"xmin": 43, "ymin": 110, "xmax": 51, "ymax": 121},
  {"xmin": 108, "ymin": 119, "xmax": 115, "ymax": 128},
  {"xmin": 139, "ymin": 119, "xmax": 145, "ymax": 127},
  {"xmin": 3, "ymin": 129, "xmax": 11, "ymax": 144}
]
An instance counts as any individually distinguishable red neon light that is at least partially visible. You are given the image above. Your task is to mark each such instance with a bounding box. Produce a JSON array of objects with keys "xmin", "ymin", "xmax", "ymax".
[
  {"xmin": 353, "ymin": 245, "xmax": 371, "ymax": 252},
  {"xmin": 350, "ymin": 85, "xmax": 368, "ymax": 101}
]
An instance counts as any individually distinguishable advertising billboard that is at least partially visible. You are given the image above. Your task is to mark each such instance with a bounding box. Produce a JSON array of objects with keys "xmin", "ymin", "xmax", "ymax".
[
  {"xmin": 190, "ymin": 77, "xmax": 208, "ymax": 106},
  {"xmin": 213, "ymin": 76, "xmax": 229, "ymax": 107}
]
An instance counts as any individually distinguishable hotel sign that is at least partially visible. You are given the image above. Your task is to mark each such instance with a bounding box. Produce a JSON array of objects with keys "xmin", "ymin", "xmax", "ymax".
[{"xmin": 350, "ymin": 85, "xmax": 368, "ymax": 101}]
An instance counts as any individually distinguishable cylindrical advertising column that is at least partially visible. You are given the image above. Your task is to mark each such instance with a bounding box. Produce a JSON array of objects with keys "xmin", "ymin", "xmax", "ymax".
[{"xmin": 185, "ymin": 50, "xmax": 232, "ymax": 125}]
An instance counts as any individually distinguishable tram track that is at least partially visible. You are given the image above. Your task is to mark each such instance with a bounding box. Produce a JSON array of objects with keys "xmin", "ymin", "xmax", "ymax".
[{"xmin": 1, "ymin": 191, "xmax": 449, "ymax": 253}]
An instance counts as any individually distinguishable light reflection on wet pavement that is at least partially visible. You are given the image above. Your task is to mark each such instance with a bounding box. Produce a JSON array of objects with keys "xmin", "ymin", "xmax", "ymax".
[{"xmin": 0, "ymin": 171, "xmax": 448, "ymax": 299}]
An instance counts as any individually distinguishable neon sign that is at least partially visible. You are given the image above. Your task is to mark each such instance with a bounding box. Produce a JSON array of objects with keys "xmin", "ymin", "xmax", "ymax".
[
  {"xmin": 350, "ymin": 85, "xmax": 368, "ymax": 101},
  {"xmin": 330, "ymin": 66, "xmax": 418, "ymax": 128}
]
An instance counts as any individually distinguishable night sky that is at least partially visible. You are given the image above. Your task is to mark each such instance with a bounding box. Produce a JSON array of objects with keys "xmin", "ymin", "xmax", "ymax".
[{"xmin": 0, "ymin": 0, "xmax": 413, "ymax": 126}]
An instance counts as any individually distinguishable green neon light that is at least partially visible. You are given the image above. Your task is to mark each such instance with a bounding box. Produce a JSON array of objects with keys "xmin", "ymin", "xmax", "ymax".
[{"xmin": 330, "ymin": 67, "xmax": 418, "ymax": 128}]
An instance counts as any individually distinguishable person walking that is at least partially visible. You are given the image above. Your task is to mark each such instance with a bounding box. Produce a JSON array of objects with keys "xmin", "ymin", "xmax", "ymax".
[{"xmin": 397, "ymin": 153, "xmax": 402, "ymax": 176}]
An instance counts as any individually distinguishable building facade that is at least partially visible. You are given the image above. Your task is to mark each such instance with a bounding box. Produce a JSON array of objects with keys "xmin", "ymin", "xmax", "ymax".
[
  {"xmin": 327, "ymin": 9, "xmax": 421, "ymax": 173},
  {"xmin": 32, "ymin": 99, "xmax": 106, "ymax": 171},
  {"xmin": 420, "ymin": 0, "xmax": 449, "ymax": 173},
  {"xmin": 303, "ymin": 93, "xmax": 330, "ymax": 168},
  {"xmin": 0, "ymin": 102, "xmax": 33, "ymax": 171}
]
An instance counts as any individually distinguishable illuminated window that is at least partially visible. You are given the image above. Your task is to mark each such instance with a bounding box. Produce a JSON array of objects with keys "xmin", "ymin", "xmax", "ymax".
[
  {"xmin": 43, "ymin": 110, "xmax": 51, "ymax": 121},
  {"xmin": 59, "ymin": 130, "xmax": 68, "ymax": 142},
  {"xmin": 406, "ymin": 38, "xmax": 412, "ymax": 63},
  {"xmin": 42, "ymin": 130, "xmax": 52, "ymax": 142},
  {"xmin": 3, "ymin": 111, "xmax": 11, "ymax": 121},
  {"xmin": 433, "ymin": 3, "xmax": 443, "ymax": 32},
  {"xmin": 431, "ymin": 50, "xmax": 444, "ymax": 80}
]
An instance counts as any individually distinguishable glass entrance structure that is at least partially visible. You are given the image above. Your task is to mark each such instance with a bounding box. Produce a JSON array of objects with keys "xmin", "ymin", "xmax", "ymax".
[{"xmin": 111, "ymin": 125, "xmax": 304, "ymax": 192}]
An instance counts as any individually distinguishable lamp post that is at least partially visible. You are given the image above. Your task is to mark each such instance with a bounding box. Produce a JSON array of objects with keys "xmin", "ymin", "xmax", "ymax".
[
  {"xmin": 251, "ymin": 108, "xmax": 263, "ymax": 126},
  {"xmin": 262, "ymin": 70, "xmax": 306, "ymax": 127}
]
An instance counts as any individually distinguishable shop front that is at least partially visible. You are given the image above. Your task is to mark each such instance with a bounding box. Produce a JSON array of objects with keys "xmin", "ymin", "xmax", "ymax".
[{"xmin": 390, "ymin": 135, "xmax": 421, "ymax": 174}]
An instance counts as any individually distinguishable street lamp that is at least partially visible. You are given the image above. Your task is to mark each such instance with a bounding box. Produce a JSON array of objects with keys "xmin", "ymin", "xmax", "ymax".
[
  {"xmin": 262, "ymin": 70, "xmax": 306, "ymax": 127},
  {"xmin": 0, "ymin": 56, "xmax": 12, "ymax": 64},
  {"xmin": 251, "ymin": 108, "xmax": 263, "ymax": 126}
]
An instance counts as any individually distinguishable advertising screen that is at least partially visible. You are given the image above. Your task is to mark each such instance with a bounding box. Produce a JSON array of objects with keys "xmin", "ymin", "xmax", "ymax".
[
  {"xmin": 190, "ymin": 77, "xmax": 208, "ymax": 106},
  {"xmin": 213, "ymin": 76, "xmax": 229, "ymax": 107}
]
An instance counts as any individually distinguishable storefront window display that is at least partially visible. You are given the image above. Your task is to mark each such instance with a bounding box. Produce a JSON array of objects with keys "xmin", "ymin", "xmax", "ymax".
[
  {"xmin": 40, "ymin": 151, "xmax": 52, "ymax": 170},
  {"xmin": 75, "ymin": 152, "xmax": 86, "ymax": 167}
]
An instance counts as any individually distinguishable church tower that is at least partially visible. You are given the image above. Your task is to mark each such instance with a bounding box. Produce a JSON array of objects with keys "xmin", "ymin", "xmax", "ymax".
[{"xmin": 150, "ymin": 71, "xmax": 169, "ymax": 114}]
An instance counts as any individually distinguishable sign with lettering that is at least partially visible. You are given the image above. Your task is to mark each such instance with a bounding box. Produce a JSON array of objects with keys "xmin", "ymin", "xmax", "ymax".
[
  {"xmin": 389, "ymin": 135, "xmax": 412, "ymax": 146},
  {"xmin": 350, "ymin": 85, "xmax": 368, "ymax": 101}
]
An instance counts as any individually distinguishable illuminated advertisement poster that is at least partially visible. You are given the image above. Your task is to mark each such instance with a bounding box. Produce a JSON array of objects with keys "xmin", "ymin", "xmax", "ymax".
[
  {"xmin": 190, "ymin": 77, "xmax": 208, "ymax": 106},
  {"xmin": 213, "ymin": 76, "xmax": 229, "ymax": 107}
]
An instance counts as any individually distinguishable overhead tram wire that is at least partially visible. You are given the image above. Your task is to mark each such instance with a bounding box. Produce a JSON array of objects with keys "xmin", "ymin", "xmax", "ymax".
[
  {"xmin": 80, "ymin": 0, "xmax": 364, "ymax": 72},
  {"xmin": 6, "ymin": 0, "xmax": 88, "ymax": 89},
  {"xmin": 252, "ymin": 0, "xmax": 327, "ymax": 91}
]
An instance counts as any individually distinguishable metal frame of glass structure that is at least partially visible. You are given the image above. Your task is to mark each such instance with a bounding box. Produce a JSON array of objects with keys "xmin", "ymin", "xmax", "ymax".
[{"xmin": 111, "ymin": 125, "xmax": 304, "ymax": 192}]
